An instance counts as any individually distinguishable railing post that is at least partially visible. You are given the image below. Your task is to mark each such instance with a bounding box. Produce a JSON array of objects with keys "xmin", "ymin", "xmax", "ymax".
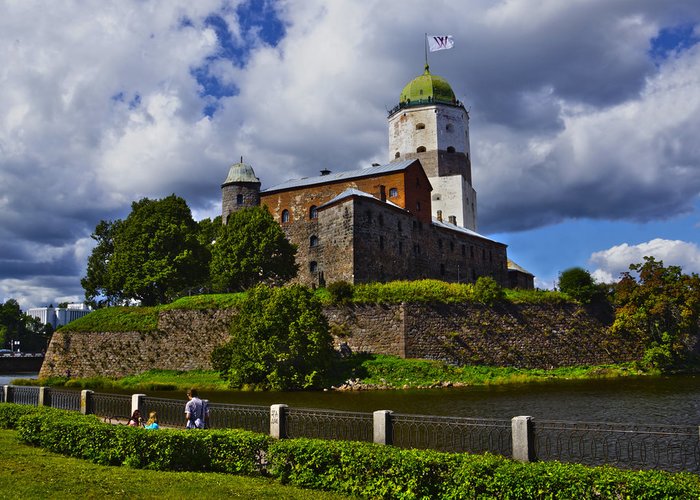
[
  {"xmin": 80, "ymin": 390, "xmax": 94, "ymax": 415},
  {"xmin": 512, "ymin": 415, "xmax": 535, "ymax": 462},
  {"xmin": 373, "ymin": 410, "xmax": 393, "ymax": 446},
  {"xmin": 2, "ymin": 385, "xmax": 9, "ymax": 403},
  {"xmin": 132, "ymin": 393, "xmax": 146, "ymax": 418},
  {"xmin": 38, "ymin": 387, "xmax": 49, "ymax": 407},
  {"xmin": 270, "ymin": 404, "xmax": 288, "ymax": 439}
]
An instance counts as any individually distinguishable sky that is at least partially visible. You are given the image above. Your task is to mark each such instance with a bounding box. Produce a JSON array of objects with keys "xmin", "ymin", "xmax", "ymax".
[{"xmin": 1, "ymin": 0, "xmax": 700, "ymax": 309}]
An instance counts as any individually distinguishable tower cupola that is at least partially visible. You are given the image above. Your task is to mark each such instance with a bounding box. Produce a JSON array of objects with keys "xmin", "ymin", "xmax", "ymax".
[
  {"xmin": 221, "ymin": 158, "xmax": 261, "ymax": 224},
  {"xmin": 399, "ymin": 64, "xmax": 458, "ymax": 106}
]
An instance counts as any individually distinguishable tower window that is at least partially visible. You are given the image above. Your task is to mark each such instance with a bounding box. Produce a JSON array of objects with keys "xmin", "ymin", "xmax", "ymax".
[
  {"xmin": 416, "ymin": 123, "xmax": 425, "ymax": 130},
  {"xmin": 416, "ymin": 201, "xmax": 421, "ymax": 211},
  {"xmin": 446, "ymin": 123, "xmax": 454, "ymax": 132},
  {"xmin": 447, "ymin": 146, "xmax": 455, "ymax": 153},
  {"xmin": 389, "ymin": 187, "xmax": 398, "ymax": 198},
  {"xmin": 236, "ymin": 194, "xmax": 244, "ymax": 205},
  {"xmin": 310, "ymin": 261, "xmax": 318, "ymax": 273},
  {"xmin": 309, "ymin": 205, "xmax": 318, "ymax": 219},
  {"xmin": 310, "ymin": 235, "xmax": 318, "ymax": 247},
  {"xmin": 438, "ymin": 239, "xmax": 443, "ymax": 250},
  {"xmin": 281, "ymin": 209, "xmax": 290, "ymax": 223},
  {"xmin": 416, "ymin": 146, "xmax": 426, "ymax": 153},
  {"xmin": 440, "ymin": 263, "xmax": 445, "ymax": 276},
  {"xmin": 395, "ymin": 151, "xmax": 401, "ymax": 159}
]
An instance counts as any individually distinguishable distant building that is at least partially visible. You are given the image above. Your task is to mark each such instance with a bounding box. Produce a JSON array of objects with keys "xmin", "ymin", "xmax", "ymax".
[
  {"xmin": 507, "ymin": 259, "xmax": 535, "ymax": 289},
  {"xmin": 26, "ymin": 303, "xmax": 92, "ymax": 329},
  {"xmin": 221, "ymin": 64, "xmax": 533, "ymax": 289}
]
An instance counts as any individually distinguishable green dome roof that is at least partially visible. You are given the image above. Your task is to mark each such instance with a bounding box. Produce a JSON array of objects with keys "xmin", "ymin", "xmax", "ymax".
[
  {"xmin": 399, "ymin": 65, "xmax": 456, "ymax": 105},
  {"xmin": 223, "ymin": 160, "xmax": 260, "ymax": 185}
]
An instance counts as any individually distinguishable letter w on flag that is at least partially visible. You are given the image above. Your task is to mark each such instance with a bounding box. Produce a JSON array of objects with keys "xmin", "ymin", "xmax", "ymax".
[{"xmin": 428, "ymin": 35, "xmax": 454, "ymax": 52}]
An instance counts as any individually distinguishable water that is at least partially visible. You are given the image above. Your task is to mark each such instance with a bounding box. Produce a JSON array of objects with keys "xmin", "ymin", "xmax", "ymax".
[
  {"xmin": 0, "ymin": 373, "xmax": 38, "ymax": 386},
  {"xmin": 147, "ymin": 375, "xmax": 700, "ymax": 426}
]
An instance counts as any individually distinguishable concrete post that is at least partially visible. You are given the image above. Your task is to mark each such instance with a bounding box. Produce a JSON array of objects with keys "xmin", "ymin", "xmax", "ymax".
[
  {"xmin": 373, "ymin": 410, "xmax": 393, "ymax": 445},
  {"xmin": 132, "ymin": 393, "xmax": 146, "ymax": 417},
  {"xmin": 2, "ymin": 385, "xmax": 9, "ymax": 403},
  {"xmin": 512, "ymin": 416, "xmax": 535, "ymax": 462},
  {"xmin": 80, "ymin": 390, "xmax": 94, "ymax": 415},
  {"xmin": 38, "ymin": 387, "xmax": 49, "ymax": 407},
  {"xmin": 270, "ymin": 404, "xmax": 288, "ymax": 439}
]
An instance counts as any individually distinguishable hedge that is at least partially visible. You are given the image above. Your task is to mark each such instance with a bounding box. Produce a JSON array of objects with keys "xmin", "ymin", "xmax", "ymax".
[{"xmin": 2, "ymin": 404, "xmax": 699, "ymax": 499}]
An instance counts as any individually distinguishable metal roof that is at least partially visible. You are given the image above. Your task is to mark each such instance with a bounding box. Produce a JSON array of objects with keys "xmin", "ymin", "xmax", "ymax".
[
  {"xmin": 261, "ymin": 159, "xmax": 418, "ymax": 193},
  {"xmin": 319, "ymin": 188, "xmax": 404, "ymax": 210},
  {"xmin": 431, "ymin": 217, "xmax": 503, "ymax": 244}
]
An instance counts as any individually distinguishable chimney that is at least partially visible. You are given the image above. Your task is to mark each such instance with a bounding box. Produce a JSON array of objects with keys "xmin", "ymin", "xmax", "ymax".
[
  {"xmin": 320, "ymin": 168, "xmax": 331, "ymax": 176},
  {"xmin": 437, "ymin": 210, "xmax": 443, "ymax": 222},
  {"xmin": 372, "ymin": 162, "xmax": 380, "ymax": 166},
  {"xmin": 448, "ymin": 215, "xmax": 457, "ymax": 224}
]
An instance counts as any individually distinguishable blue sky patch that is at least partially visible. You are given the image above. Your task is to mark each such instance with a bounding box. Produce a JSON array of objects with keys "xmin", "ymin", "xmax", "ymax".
[{"xmin": 650, "ymin": 23, "xmax": 700, "ymax": 60}]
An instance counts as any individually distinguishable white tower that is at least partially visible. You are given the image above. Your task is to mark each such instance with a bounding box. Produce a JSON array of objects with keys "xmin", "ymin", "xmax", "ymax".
[{"xmin": 388, "ymin": 65, "xmax": 477, "ymax": 230}]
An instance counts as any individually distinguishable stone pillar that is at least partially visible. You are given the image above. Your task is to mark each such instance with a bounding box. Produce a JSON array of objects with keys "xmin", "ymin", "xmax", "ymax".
[
  {"xmin": 38, "ymin": 387, "xmax": 49, "ymax": 407},
  {"xmin": 270, "ymin": 404, "xmax": 288, "ymax": 439},
  {"xmin": 80, "ymin": 390, "xmax": 94, "ymax": 415},
  {"xmin": 512, "ymin": 416, "xmax": 535, "ymax": 462},
  {"xmin": 373, "ymin": 410, "xmax": 393, "ymax": 445},
  {"xmin": 2, "ymin": 385, "xmax": 9, "ymax": 403},
  {"xmin": 132, "ymin": 394, "xmax": 146, "ymax": 417}
]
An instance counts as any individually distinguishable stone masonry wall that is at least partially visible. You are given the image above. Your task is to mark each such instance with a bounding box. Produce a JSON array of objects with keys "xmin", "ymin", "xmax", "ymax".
[{"xmin": 40, "ymin": 302, "xmax": 644, "ymax": 379}]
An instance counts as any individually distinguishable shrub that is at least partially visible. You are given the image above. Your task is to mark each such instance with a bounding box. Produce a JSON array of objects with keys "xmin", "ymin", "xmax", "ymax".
[
  {"xmin": 326, "ymin": 281, "xmax": 354, "ymax": 304},
  {"xmin": 473, "ymin": 276, "xmax": 505, "ymax": 305},
  {"xmin": 558, "ymin": 267, "xmax": 599, "ymax": 304}
]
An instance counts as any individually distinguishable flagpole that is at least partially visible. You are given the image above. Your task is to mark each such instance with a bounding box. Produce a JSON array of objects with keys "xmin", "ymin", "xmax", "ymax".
[{"xmin": 424, "ymin": 33, "xmax": 429, "ymax": 70}]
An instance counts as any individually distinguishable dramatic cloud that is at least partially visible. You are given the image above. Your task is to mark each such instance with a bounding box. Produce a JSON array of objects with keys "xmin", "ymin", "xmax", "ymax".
[
  {"xmin": 1, "ymin": 0, "xmax": 699, "ymax": 308},
  {"xmin": 589, "ymin": 238, "xmax": 700, "ymax": 283}
]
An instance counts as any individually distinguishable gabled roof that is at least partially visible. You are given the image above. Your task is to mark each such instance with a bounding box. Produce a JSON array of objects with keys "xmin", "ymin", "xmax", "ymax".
[
  {"xmin": 319, "ymin": 188, "xmax": 404, "ymax": 211},
  {"xmin": 507, "ymin": 259, "xmax": 534, "ymax": 275},
  {"xmin": 261, "ymin": 159, "xmax": 419, "ymax": 194},
  {"xmin": 431, "ymin": 217, "xmax": 504, "ymax": 245}
]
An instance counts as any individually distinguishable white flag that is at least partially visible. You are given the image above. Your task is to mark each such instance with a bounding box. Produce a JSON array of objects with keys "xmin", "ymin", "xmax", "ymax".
[{"xmin": 428, "ymin": 35, "xmax": 454, "ymax": 52}]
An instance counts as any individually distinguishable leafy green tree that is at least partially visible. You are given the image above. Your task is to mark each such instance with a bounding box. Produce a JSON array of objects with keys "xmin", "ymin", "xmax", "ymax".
[
  {"xmin": 209, "ymin": 206, "xmax": 298, "ymax": 292},
  {"xmin": 558, "ymin": 267, "xmax": 599, "ymax": 303},
  {"xmin": 0, "ymin": 299, "xmax": 52, "ymax": 352},
  {"xmin": 612, "ymin": 257, "xmax": 700, "ymax": 369},
  {"xmin": 212, "ymin": 284, "xmax": 335, "ymax": 390},
  {"xmin": 82, "ymin": 195, "xmax": 209, "ymax": 306}
]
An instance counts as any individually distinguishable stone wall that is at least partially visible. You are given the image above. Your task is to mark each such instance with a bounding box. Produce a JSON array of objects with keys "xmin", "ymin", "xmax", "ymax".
[{"xmin": 40, "ymin": 302, "xmax": 643, "ymax": 379}]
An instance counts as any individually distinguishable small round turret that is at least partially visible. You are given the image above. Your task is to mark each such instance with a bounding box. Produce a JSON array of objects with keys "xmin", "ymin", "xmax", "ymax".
[{"xmin": 221, "ymin": 158, "xmax": 261, "ymax": 224}]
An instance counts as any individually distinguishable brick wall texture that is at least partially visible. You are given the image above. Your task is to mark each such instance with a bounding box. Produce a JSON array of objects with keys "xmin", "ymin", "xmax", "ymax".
[{"xmin": 40, "ymin": 303, "xmax": 643, "ymax": 378}]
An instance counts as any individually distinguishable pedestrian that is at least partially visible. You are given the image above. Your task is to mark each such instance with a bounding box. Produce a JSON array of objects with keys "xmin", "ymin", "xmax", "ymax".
[
  {"xmin": 144, "ymin": 411, "xmax": 159, "ymax": 430},
  {"xmin": 185, "ymin": 388, "xmax": 209, "ymax": 429},
  {"xmin": 127, "ymin": 409, "xmax": 143, "ymax": 427}
]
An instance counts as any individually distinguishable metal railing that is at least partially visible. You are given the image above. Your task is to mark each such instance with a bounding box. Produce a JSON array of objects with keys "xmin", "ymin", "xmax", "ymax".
[
  {"xmin": 287, "ymin": 407, "xmax": 373, "ymax": 442},
  {"xmin": 533, "ymin": 420, "xmax": 700, "ymax": 473},
  {"xmin": 92, "ymin": 392, "xmax": 132, "ymax": 421},
  {"xmin": 393, "ymin": 413, "xmax": 512, "ymax": 455},
  {"xmin": 207, "ymin": 402, "xmax": 269, "ymax": 434},
  {"xmin": 11, "ymin": 386, "xmax": 40, "ymax": 406},
  {"xmin": 47, "ymin": 388, "xmax": 81, "ymax": 411}
]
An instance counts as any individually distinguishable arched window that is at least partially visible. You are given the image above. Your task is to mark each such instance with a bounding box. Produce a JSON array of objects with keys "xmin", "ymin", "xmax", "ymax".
[
  {"xmin": 281, "ymin": 209, "xmax": 290, "ymax": 223},
  {"xmin": 446, "ymin": 123, "xmax": 454, "ymax": 132},
  {"xmin": 446, "ymin": 146, "xmax": 455, "ymax": 153},
  {"xmin": 416, "ymin": 146, "xmax": 426, "ymax": 153},
  {"xmin": 310, "ymin": 235, "xmax": 318, "ymax": 247},
  {"xmin": 236, "ymin": 194, "xmax": 244, "ymax": 205},
  {"xmin": 416, "ymin": 123, "xmax": 426, "ymax": 130},
  {"xmin": 394, "ymin": 151, "xmax": 401, "ymax": 159},
  {"xmin": 389, "ymin": 187, "xmax": 398, "ymax": 198},
  {"xmin": 309, "ymin": 205, "xmax": 318, "ymax": 219},
  {"xmin": 309, "ymin": 261, "xmax": 318, "ymax": 273}
]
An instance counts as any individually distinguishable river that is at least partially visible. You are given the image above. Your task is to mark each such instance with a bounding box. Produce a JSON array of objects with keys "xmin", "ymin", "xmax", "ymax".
[{"xmin": 6, "ymin": 373, "xmax": 700, "ymax": 426}]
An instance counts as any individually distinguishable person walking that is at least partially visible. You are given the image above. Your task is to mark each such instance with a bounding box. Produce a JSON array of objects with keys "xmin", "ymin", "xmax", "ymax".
[{"xmin": 184, "ymin": 388, "xmax": 209, "ymax": 429}]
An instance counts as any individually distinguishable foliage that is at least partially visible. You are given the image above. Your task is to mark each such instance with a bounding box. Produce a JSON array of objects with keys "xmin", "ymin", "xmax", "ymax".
[
  {"xmin": 472, "ymin": 276, "xmax": 505, "ymax": 304},
  {"xmin": 209, "ymin": 206, "xmax": 298, "ymax": 293},
  {"xmin": 612, "ymin": 257, "xmax": 700, "ymax": 370},
  {"xmin": 82, "ymin": 195, "xmax": 209, "ymax": 307},
  {"xmin": 0, "ymin": 299, "xmax": 53, "ymax": 352},
  {"xmin": 212, "ymin": 284, "xmax": 335, "ymax": 390},
  {"xmin": 164, "ymin": 292, "xmax": 247, "ymax": 310},
  {"xmin": 325, "ymin": 281, "xmax": 354, "ymax": 304},
  {"xmin": 504, "ymin": 287, "xmax": 569, "ymax": 304},
  {"xmin": 558, "ymin": 267, "xmax": 600, "ymax": 304},
  {"xmin": 0, "ymin": 430, "xmax": 336, "ymax": 500},
  {"xmin": 59, "ymin": 306, "xmax": 160, "ymax": 332}
]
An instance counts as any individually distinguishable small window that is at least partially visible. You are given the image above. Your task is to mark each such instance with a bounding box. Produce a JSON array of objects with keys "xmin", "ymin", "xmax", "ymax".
[
  {"xmin": 395, "ymin": 151, "xmax": 400, "ymax": 159},
  {"xmin": 432, "ymin": 194, "xmax": 441, "ymax": 201},
  {"xmin": 310, "ymin": 261, "xmax": 318, "ymax": 273},
  {"xmin": 446, "ymin": 146, "xmax": 455, "ymax": 153},
  {"xmin": 438, "ymin": 239, "xmax": 443, "ymax": 250},
  {"xmin": 310, "ymin": 235, "xmax": 318, "ymax": 247},
  {"xmin": 461, "ymin": 244, "xmax": 466, "ymax": 256},
  {"xmin": 389, "ymin": 187, "xmax": 398, "ymax": 198},
  {"xmin": 281, "ymin": 209, "xmax": 290, "ymax": 223},
  {"xmin": 378, "ymin": 214, "xmax": 384, "ymax": 226},
  {"xmin": 416, "ymin": 123, "xmax": 426, "ymax": 130},
  {"xmin": 236, "ymin": 194, "xmax": 243, "ymax": 205},
  {"xmin": 446, "ymin": 123, "xmax": 454, "ymax": 132},
  {"xmin": 416, "ymin": 201, "xmax": 421, "ymax": 211},
  {"xmin": 416, "ymin": 146, "xmax": 426, "ymax": 153},
  {"xmin": 309, "ymin": 205, "xmax": 318, "ymax": 219},
  {"xmin": 450, "ymin": 241, "xmax": 454, "ymax": 252}
]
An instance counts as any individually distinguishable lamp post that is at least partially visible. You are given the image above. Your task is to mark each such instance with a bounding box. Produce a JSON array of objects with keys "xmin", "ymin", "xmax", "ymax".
[{"xmin": 12, "ymin": 340, "xmax": 20, "ymax": 353}]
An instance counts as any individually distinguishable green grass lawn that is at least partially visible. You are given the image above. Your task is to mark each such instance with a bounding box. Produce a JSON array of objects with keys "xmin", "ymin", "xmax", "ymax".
[{"xmin": 0, "ymin": 429, "xmax": 348, "ymax": 499}]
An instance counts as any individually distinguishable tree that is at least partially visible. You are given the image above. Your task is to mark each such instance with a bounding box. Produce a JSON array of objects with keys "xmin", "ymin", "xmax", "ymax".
[
  {"xmin": 0, "ymin": 299, "xmax": 52, "ymax": 352},
  {"xmin": 612, "ymin": 257, "xmax": 700, "ymax": 369},
  {"xmin": 209, "ymin": 206, "xmax": 298, "ymax": 292},
  {"xmin": 211, "ymin": 284, "xmax": 335, "ymax": 390},
  {"xmin": 82, "ymin": 195, "xmax": 209, "ymax": 306},
  {"xmin": 558, "ymin": 267, "xmax": 599, "ymax": 303}
]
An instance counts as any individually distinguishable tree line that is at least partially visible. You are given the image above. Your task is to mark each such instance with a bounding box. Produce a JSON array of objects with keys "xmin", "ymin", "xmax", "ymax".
[{"xmin": 0, "ymin": 299, "xmax": 53, "ymax": 352}]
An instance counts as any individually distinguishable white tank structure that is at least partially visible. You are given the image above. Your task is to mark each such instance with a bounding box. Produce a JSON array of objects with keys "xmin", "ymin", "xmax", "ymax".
[{"xmin": 388, "ymin": 65, "xmax": 477, "ymax": 230}]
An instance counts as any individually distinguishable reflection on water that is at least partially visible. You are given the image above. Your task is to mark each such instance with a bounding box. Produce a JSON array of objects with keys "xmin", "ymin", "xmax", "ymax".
[
  {"xmin": 0, "ymin": 373, "xmax": 38, "ymax": 386},
  {"xmin": 3, "ymin": 373, "xmax": 700, "ymax": 426}
]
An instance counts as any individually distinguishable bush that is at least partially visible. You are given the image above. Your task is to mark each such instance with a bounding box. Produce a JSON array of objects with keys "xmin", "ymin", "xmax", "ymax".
[
  {"xmin": 558, "ymin": 267, "xmax": 599, "ymax": 304},
  {"xmin": 473, "ymin": 276, "xmax": 505, "ymax": 305},
  {"xmin": 326, "ymin": 281, "xmax": 354, "ymax": 304}
]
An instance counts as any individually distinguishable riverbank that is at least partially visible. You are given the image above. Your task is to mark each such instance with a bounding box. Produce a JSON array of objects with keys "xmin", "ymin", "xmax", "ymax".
[{"xmin": 13, "ymin": 354, "xmax": 659, "ymax": 393}]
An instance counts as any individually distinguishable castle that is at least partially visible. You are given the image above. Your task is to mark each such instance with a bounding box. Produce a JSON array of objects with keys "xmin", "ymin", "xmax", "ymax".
[{"xmin": 221, "ymin": 65, "xmax": 533, "ymax": 289}]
